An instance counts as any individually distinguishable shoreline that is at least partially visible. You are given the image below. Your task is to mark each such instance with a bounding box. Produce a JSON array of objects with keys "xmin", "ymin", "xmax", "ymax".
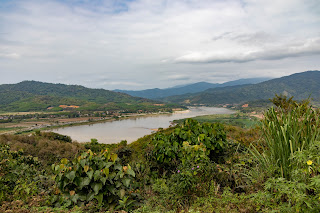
[{"xmin": 0, "ymin": 110, "xmax": 185, "ymax": 135}]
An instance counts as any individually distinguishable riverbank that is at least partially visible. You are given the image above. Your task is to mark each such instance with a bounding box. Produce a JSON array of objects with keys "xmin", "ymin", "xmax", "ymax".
[{"xmin": 0, "ymin": 111, "xmax": 177, "ymax": 135}]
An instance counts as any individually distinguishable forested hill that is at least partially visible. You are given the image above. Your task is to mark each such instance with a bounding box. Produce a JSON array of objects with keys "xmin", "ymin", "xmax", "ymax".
[
  {"xmin": 163, "ymin": 71, "xmax": 320, "ymax": 105},
  {"xmin": 115, "ymin": 78, "xmax": 270, "ymax": 99},
  {"xmin": 0, "ymin": 81, "xmax": 176, "ymax": 112}
]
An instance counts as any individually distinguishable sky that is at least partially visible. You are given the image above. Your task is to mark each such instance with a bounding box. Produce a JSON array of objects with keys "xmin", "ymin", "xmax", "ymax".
[{"xmin": 0, "ymin": 0, "xmax": 319, "ymax": 90}]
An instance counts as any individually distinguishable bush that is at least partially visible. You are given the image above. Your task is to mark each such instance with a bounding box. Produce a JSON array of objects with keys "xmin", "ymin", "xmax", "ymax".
[
  {"xmin": 0, "ymin": 144, "xmax": 49, "ymax": 203},
  {"xmin": 251, "ymin": 97, "xmax": 320, "ymax": 179},
  {"xmin": 52, "ymin": 149, "xmax": 138, "ymax": 211},
  {"xmin": 0, "ymin": 134, "xmax": 85, "ymax": 168},
  {"xmin": 150, "ymin": 118, "xmax": 227, "ymax": 173}
]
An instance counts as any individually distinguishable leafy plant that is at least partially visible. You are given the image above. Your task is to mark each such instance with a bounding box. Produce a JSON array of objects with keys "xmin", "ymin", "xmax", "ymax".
[
  {"xmin": 251, "ymin": 97, "xmax": 320, "ymax": 179},
  {"xmin": 150, "ymin": 118, "xmax": 227, "ymax": 172},
  {"xmin": 52, "ymin": 149, "xmax": 138, "ymax": 211},
  {"xmin": 0, "ymin": 144, "xmax": 47, "ymax": 203}
]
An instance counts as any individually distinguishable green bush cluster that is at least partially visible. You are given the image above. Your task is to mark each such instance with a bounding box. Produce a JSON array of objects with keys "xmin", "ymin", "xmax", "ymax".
[
  {"xmin": 150, "ymin": 118, "xmax": 227, "ymax": 170},
  {"xmin": 139, "ymin": 119, "xmax": 228, "ymax": 210},
  {"xmin": 0, "ymin": 133, "xmax": 85, "ymax": 167},
  {"xmin": 0, "ymin": 144, "xmax": 49, "ymax": 203},
  {"xmin": 52, "ymin": 149, "xmax": 138, "ymax": 211}
]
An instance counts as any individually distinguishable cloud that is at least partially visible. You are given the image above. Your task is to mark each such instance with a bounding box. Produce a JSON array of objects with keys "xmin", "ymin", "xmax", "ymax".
[
  {"xmin": 174, "ymin": 37, "xmax": 320, "ymax": 63},
  {"xmin": 0, "ymin": 52, "xmax": 20, "ymax": 59},
  {"xmin": 0, "ymin": 0, "xmax": 319, "ymax": 89},
  {"xmin": 166, "ymin": 74, "xmax": 191, "ymax": 81},
  {"xmin": 107, "ymin": 81, "xmax": 143, "ymax": 87}
]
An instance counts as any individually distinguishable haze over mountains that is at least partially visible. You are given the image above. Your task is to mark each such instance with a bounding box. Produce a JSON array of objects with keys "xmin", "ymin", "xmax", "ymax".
[
  {"xmin": 163, "ymin": 70, "xmax": 320, "ymax": 105},
  {"xmin": 115, "ymin": 78, "xmax": 271, "ymax": 99}
]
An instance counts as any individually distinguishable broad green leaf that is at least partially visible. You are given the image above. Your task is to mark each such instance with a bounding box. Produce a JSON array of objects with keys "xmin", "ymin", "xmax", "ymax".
[
  {"xmin": 100, "ymin": 177, "xmax": 107, "ymax": 185},
  {"xmin": 95, "ymin": 193, "xmax": 103, "ymax": 206},
  {"xmin": 109, "ymin": 172, "xmax": 116, "ymax": 180},
  {"xmin": 66, "ymin": 171, "xmax": 76, "ymax": 181},
  {"xmin": 87, "ymin": 192, "xmax": 95, "ymax": 201},
  {"xmin": 79, "ymin": 177, "xmax": 90, "ymax": 189},
  {"xmin": 94, "ymin": 170, "xmax": 101, "ymax": 181},
  {"xmin": 111, "ymin": 153, "xmax": 118, "ymax": 162},
  {"xmin": 98, "ymin": 161, "xmax": 107, "ymax": 169},
  {"xmin": 103, "ymin": 168, "xmax": 109, "ymax": 177},
  {"xmin": 80, "ymin": 159, "xmax": 86, "ymax": 168},
  {"xmin": 122, "ymin": 178, "xmax": 131, "ymax": 187},
  {"xmin": 115, "ymin": 181, "xmax": 122, "ymax": 188},
  {"xmin": 71, "ymin": 194, "xmax": 79, "ymax": 203},
  {"xmin": 114, "ymin": 164, "xmax": 122, "ymax": 171},
  {"xmin": 105, "ymin": 162, "xmax": 113, "ymax": 168},
  {"xmin": 78, "ymin": 193, "xmax": 87, "ymax": 201},
  {"xmin": 92, "ymin": 183, "xmax": 103, "ymax": 195},
  {"xmin": 127, "ymin": 168, "xmax": 135, "ymax": 177},
  {"xmin": 87, "ymin": 170, "xmax": 94, "ymax": 179}
]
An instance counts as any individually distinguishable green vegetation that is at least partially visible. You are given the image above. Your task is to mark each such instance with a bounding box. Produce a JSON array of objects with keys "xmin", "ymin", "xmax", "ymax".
[
  {"xmin": 1, "ymin": 95, "xmax": 320, "ymax": 212},
  {"xmin": 52, "ymin": 150, "xmax": 138, "ymax": 211},
  {"xmin": 176, "ymin": 113, "xmax": 259, "ymax": 128},
  {"xmin": 0, "ymin": 81, "xmax": 183, "ymax": 112}
]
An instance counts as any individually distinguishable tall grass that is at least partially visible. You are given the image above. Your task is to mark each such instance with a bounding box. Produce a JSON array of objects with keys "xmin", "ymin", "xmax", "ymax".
[{"xmin": 251, "ymin": 105, "xmax": 320, "ymax": 179}]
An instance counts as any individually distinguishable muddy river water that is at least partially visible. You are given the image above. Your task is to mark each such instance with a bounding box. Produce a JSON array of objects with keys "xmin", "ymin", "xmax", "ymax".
[{"xmin": 52, "ymin": 107, "xmax": 234, "ymax": 144}]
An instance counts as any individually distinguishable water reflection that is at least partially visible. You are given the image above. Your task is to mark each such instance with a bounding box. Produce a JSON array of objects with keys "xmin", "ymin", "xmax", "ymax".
[{"xmin": 52, "ymin": 107, "xmax": 234, "ymax": 144}]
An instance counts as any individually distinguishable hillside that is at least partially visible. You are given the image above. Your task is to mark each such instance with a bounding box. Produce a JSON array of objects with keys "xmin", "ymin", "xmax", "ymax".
[
  {"xmin": 114, "ymin": 78, "xmax": 270, "ymax": 99},
  {"xmin": 0, "ymin": 81, "xmax": 177, "ymax": 112},
  {"xmin": 163, "ymin": 71, "xmax": 320, "ymax": 105}
]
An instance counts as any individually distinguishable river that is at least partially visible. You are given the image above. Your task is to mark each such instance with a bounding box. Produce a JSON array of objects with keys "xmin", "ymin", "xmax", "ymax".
[{"xmin": 52, "ymin": 107, "xmax": 234, "ymax": 144}]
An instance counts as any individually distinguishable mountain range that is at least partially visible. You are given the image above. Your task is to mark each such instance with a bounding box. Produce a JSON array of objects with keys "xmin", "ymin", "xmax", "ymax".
[
  {"xmin": 1, "ymin": 71, "xmax": 318, "ymax": 112},
  {"xmin": 114, "ymin": 78, "xmax": 271, "ymax": 99},
  {"xmin": 0, "ymin": 81, "xmax": 175, "ymax": 112},
  {"xmin": 162, "ymin": 71, "xmax": 320, "ymax": 105}
]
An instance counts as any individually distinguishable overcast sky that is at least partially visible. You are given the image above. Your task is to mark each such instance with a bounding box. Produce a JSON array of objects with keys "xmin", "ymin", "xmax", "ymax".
[{"xmin": 1, "ymin": 0, "xmax": 319, "ymax": 90}]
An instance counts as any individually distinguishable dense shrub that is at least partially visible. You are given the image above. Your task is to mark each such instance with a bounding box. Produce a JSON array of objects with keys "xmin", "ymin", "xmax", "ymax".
[
  {"xmin": 150, "ymin": 118, "xmax": 227, "ymax": 173},
  {"xmin": 251, "ymin": 97, "xmax": 320, "ymax": 179},
  {"xmin": 0, "ymin": 144, "xmax": 50, "ymax": 203},
  {"xmin": 52, "ymin": 149, "xmax": 139, "ymax": 211},
  {"xmin": 35, "ymin": 130, "xmax": 72, "ymax": 143},
  {"xmin": 0, "ymin": 134, "xmax": 85, "ymax": 167}
]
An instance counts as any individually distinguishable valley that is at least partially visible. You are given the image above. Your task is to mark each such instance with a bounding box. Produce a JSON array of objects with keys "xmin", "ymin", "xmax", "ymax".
[{"xmin": 1, "ymin": 71, "xmax": 320, "ymax": 213}]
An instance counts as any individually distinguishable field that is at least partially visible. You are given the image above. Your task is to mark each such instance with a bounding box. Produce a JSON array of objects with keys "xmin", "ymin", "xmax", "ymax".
[{"xmin": 175, "ymin": 113, "xmax": 260, "ymax": 128}]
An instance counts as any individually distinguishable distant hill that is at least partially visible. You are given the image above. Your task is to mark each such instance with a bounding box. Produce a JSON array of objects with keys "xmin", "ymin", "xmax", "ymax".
[
  {"xmin": 163, "ymin": 71, "xmax": 320, "ymax": 105},
  {"xmin": 115, "ymin": 78, "xmax": 270, "ymax": 99},
  {"xmin": 0, "ymin": 81, "xmax": 177, "ymax": 112}
]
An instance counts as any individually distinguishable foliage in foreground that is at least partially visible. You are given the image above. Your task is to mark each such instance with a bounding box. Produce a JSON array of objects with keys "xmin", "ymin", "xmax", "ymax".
[
  {"xmin": 0, "ymin": 145, "xmax": 50, "ymax": 204},
  {"xmin": 251, "ymin": 96, "xmax": 320, "ymax": 179},
  {"xmin": 52, "ymin": 149, "xmax": 139, "ymax": 211}
]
